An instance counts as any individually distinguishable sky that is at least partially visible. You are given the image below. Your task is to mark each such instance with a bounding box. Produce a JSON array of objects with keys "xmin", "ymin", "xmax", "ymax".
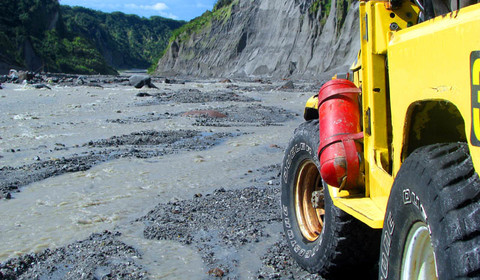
[{"xmin": 59, "ymin": 0, "xmax": 217, "ymax": 21}]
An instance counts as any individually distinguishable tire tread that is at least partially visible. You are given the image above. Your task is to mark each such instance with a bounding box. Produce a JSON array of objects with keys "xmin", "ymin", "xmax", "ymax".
[{"xmin": 404, "ymin": 143, "xmax": 480, "ymax": 278}]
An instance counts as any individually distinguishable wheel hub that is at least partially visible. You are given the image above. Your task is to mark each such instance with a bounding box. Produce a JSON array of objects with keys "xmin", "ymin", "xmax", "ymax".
[
  {"xmin": 401, "ymin": 222, "xmax": 438, "ymax": 280},
  {"xmin": 294, "ymin": 160, "xmax": 325, "ymax": 241},
  {"xmin": 311, "ymin": 190, "xmax": 325, "ymax": 209}
]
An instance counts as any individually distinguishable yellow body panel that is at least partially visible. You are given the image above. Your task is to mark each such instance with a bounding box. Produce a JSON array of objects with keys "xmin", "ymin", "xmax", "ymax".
[
  {"xmin": 389, "ymin": 3, "xmax": 480, "ymax": 173},
  {"xmin": 328, "ymin": 1, "xmax": 480, "ymax": 228},
  {"xmin": 329, "ymin": 186, "xmax": 385, "ymax": 228}
]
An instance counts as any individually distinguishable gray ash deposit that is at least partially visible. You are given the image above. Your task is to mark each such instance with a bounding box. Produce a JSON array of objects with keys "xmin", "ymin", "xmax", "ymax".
[
  {"xmin": 136, "ymin": 88, "xmax": 256, "ymax": 106},
  {"xmin": 106, "ymin": 112, "xmax": 172, "ymax": 124},
  {"xmin": 0, "ymin": 164, "xmax": 326, "ymax": 279},
  {"xmin": 187, "ymin": 104, "xmax": 298, "ymax": 127},
  {"xmin": 0, "ymin": 231, "xmax": 147, "ymax": 280},
  {"xmin": 0, "ymin": 79, "xmax": 327, "ymax": 279},
  {"xmin": 141, "ymin": 185, "xmax": 280, "ymax": 277},
  {"xmin": 0, "ymin": 130, "xmax": 233, "ymax": 199}
]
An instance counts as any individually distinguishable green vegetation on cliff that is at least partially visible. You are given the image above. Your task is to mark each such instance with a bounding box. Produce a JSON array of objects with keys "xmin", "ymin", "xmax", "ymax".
[
  {"xmin": 0, "ymin": 0, "xmax": 117, "ymax": 74},
  {"xmin": 62, "ymin": 6, "xmax": 184, "ymax": 70},
  {"xmin": 214, "ymin": 0, "xmax": 235, "ymax": 10},
  {"xmin": 0, "ymin": 0, "xmax": 184, "ymax": 74},
  {"xmin": 38, "ymin": 29, "xmax": 117, "ymax": 74},
  {"xmin": 336, "ymin": 0, "xmax": 354, "ymax": 31},
  {"xmin": 309, "ymin": 0, "xmax": 353, "ymax": 30},
  {"xmin": 309, "ymin": 0, "xmax": 331, "ymax": 23},
  {"xmin": 168, "ymin": 0, "xmax": 237, "ymax": 45},
  {"xmin": 151, "ymin": 0, "xmax": 236, "ymax": 73}
]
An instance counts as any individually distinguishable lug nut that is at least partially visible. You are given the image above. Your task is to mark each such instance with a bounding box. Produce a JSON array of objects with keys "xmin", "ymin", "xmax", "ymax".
[{"xmin": 390, "ymin": 22, "xmax": 400, "ymax": 31}]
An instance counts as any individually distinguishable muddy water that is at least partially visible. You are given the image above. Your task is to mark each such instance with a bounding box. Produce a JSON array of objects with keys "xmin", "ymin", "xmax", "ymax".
[{"xmin": 0, "ymin": 81, "xmax": 308, "ymax": 278}]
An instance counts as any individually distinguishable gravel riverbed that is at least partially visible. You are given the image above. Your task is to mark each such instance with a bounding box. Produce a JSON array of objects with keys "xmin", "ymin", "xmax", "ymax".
[{"xmin": 0, "ymin": 76, "xmax": 326, "ymax": 279}]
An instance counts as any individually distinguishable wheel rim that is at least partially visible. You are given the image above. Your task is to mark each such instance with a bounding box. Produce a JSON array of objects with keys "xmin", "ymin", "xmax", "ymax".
[
  {"xmin": 294, "ymin": 159, "xmax": 324, "ymax": 241},
  {"xmin": 401, "ymin": 222, "xmax": 438, "ymax": 280}
]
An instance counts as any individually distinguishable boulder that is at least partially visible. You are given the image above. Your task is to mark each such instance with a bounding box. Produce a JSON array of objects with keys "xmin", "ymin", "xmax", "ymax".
[
  {"xmin": 8, "ymin": 69, "xmax": 18, "ymax": 82},
  {"xmin": 33, "ymin": 84, "xmax": 51, "ymax": 90},
  {"xmin": 46, "ymin": 77, "xmax": 60, "ymax": 84},
  {"xmin": 129, "ymin": 75, "xmax": 158, "ymax": 89},
  {"xmin": 17, "ymin": 71, "xmax": 34, "ymax": 83},
  {"xmin": 279, "ymin": 80, "xmax": 294, "ymax": 90},
  {"xmin": 76, "ymin": 76, "xmax": 85, "ymax": 85}
]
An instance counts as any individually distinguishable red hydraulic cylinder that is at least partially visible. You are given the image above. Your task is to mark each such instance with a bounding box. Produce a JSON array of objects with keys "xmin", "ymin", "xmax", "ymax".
[{"xmin": 317, "ymin": 79, "xmax": 363, "ymax": 190}]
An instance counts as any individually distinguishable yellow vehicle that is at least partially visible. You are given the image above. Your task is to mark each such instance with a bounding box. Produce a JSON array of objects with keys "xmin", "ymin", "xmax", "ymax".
[{"xmin": 281, "ymin": 0, "xmax": 480, "ymax": 278}]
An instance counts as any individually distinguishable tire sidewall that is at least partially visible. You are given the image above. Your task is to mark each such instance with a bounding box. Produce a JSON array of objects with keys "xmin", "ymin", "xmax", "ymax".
[
  {"xmin": 379, "ymin": 156, "xmax": 443, "ymax": 279},
  {"xmin": 280, "ymin": 121, "xmax": 335, "ymax": 270}
]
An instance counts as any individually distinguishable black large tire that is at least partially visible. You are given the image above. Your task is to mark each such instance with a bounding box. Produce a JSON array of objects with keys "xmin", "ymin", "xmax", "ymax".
[
  {"xmin": 281, "ymin": 120, "xmax": 381, "ymax": 278},
  {"xmin": 379, "ymin": 143, "xmax": 480, "ymax": 279}
]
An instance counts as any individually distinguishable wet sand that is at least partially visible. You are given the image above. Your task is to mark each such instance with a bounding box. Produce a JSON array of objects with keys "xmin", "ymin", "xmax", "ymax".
[{"xmin": 0, "ymin": 77, "xmax": 326, "ymax": 279}]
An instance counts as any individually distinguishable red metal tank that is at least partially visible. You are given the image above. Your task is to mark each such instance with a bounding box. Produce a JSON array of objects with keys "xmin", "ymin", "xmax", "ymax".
[{"xmin": 317, "ymin": 79, "xmax": 363, "ymax": 190}]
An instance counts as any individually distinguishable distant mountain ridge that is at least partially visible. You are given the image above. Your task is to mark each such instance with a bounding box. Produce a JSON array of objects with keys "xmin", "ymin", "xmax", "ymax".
[
  {"xmin": 155, "ymin": 0, "xmax": 360, "ymax": 79},
  {"xmin": 0, "ymin": 0, "xmax": 184, "ymax": 75}
]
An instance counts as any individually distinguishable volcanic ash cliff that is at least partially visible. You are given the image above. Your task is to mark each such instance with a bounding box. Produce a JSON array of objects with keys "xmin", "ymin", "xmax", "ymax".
[{"xmin": 156, "ymin": 0, "xmax": 360, "ymax": 79}]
